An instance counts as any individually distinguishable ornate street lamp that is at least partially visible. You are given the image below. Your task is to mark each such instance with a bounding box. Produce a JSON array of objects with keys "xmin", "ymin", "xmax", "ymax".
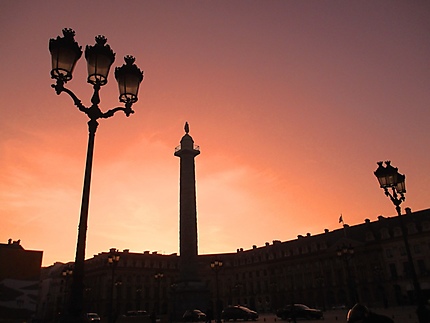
[
  {"xmin": 210, "ymin": 260, "xmax": 223, "ymax": 323},
  {"xmin": 49, "ymin": 28, "xmax": 144, "ymax": 323},
  {"xmin": 374, "ymin": 161, "xmax": 424, "ymax": 322},
  {"xmin": 336, "ymin": 244, "xmax": 358, "ymax": 306},
  {"xmin": 108, "ymin": 250, "xmax": 121, "ymax": 323}
]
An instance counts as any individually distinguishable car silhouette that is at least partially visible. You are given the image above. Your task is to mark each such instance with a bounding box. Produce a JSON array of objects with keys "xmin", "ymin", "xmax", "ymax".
[
  {"xmin": 276, "ymin": 304, "xmax": 323, "ymax": 320},
  {"xmin": 221, "ymin": 306, "xmax": 258, "ymax": 321},
  {"xmin": 183, "ymin": 309, "xmax": 207, "ymax": 322}
]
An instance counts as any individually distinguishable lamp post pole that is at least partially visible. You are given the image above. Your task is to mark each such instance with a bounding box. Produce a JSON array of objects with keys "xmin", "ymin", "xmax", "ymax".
[
  {"xmin": 136, "ymin": 288, "xmax": 142, "ymax": 311},
  {"xmin": 49, "ymin": 29, "xmax": 144, "ymax": 323},
  {"xmin": 336, "ymin": 244, "xmax": 357, "ymax": 307},
  {"xmin": 374, "ymin": 161, "xmax": 424, "ymax": 322},
  {"xmin": 234, "ymin": 283, "xmax": 242, "ymax": 305},
  {"xmin": 61, "ymin": 265, "xmax": 74, "ymax": 317},
  {"xmin": 210, "ymin": 260, "xmax": 223, "ymax": 323},
  {"xmin": 115, "ymin": 280, "xmax": 123, "ymax": 319},
  {"xmin": 108, "ymin": 251, "xmax": 120, "ymax": 323},
  {"xmin": 315, "ymin": 273, "xmax": 325, "ymax": 311},
  {"xmin": 154, "ymin": 273, "xmax": 164, "ymax": 316}
]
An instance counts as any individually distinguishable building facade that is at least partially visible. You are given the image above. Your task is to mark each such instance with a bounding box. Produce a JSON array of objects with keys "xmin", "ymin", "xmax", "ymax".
[
  {"xmin": 0, "ymin": 239, "xmax": 43, "ymax": 320},
  {"xmin": 36, "ymin": 207, "xmax": 430, "ymax": 321}
]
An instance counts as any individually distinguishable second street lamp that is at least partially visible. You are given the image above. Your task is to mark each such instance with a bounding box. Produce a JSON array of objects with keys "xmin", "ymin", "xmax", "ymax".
[
  {"xmin": 49, "ymin": 28, "xmax": 144, "ymax": 323},
  {"xmin": 374, "ymin": 161, "xmax": 425, "ymax": 322}
]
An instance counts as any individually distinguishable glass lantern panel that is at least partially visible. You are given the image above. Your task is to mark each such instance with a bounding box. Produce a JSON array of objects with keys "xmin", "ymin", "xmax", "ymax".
[
  {"xmin": 396, "ymin": 180, "xmax": 406, "ymax": 193},
  {"xmin": 118, "ymin": 73, "xmax": 140, "ymax": 103},
  {"xmin": 51, "ymin": 47, "xmax": 79, "ymax": 80},
  {"xmin": 385, "ymin": 173, "xmax": 398, "ymax": 187},
  {"xmin": 87, "ymin": 53, "xmax": 113, "ymax": 85}
]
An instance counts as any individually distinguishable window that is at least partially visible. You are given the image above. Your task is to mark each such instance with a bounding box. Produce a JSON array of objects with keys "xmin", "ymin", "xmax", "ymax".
[
  {"xmin": 389, "ymin": 263, "xmax": 398, "ymax": 279},
  {"xmin": 393, "ymin": 227, "xmax": 402, "ymax": 237},
  {"xmin": 365, "ymin": 231, "xmax": 375, "ymax": 241},
  {"xmin": 385, "ymin": 248, "xmax": 393, "ymax": 258},
  {"xmin": 418, "ymin": 260, "xmax": 427, "ymax": 275},
  {"xmin": 403, "ymin": 262, "xmax": 411, "ymax": 277},
  {"xmin": 381, "ymin": 228, "xmax": 390, "ymax": 239},
  {"xmin": 407, "ymin": 223, "xmax": 417, "ymax": 234}
]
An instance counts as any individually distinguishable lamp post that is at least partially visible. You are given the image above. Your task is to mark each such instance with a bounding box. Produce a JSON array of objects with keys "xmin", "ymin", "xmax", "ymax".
[
  {"xmin": 115, "ymin": 280, "xmax": 123, "ymax": 318},
  {"xmin": 61, "ymin": 265, "xmax": 74, "ymax": 316},
  {"xmin": 108, "ymin": 250, "xmax": 120, "ymax": 323},
  {"xmin": 210, "ymin": 260, "xmax": 223, "ymax": 323},
  {"xmin": 374, "ymin": 161, "xmax": 424, "ymax": 322},
  {"xmin": 234, "ymin": 283, "xmax": 242, "ymax": 305},
  {"xmin": 315, "ymin": 273, "xmax": 325, "ymax": 311},
  {"xmin": 336, "ymin": 244, "xmax": 358, "ymax": 307},
  {"xmin": 154, "ymin": 273, "xmax": 164, "ymax": 316},
  {"xmin": 49, "ymin": 29, "xmax": 143, "ymax": 322},
  {"xmin": 136, "ymin": 287, "xmax": 142, "ymax": 311},
  {"xmin": 373, "ymin": 265, "xmax": 387, "ymax": 308}
]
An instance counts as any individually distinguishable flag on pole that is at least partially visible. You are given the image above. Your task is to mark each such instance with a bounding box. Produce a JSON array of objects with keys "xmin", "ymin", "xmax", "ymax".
[{"xmin": 339, "ymin": 214, "xmax": 343, "ymax": 224}]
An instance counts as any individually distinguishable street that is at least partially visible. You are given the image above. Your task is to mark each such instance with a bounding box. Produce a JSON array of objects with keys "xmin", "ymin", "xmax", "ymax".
[{"xmin": 255, "ymin": 307, "xmax": 419, "ymax": 323}]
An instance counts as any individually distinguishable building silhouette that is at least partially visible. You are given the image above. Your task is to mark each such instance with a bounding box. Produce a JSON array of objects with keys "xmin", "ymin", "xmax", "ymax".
[
  {"xmin": 36, "ymin": 125, "xmax": 430, "ymax": 320},
  {"xmin": 0, "ymin": 239, "xmax": 43, "ymax": 320}
]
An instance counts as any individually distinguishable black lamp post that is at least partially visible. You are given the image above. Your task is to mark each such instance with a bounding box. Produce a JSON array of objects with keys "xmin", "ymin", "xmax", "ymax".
[
  {"xmin": 108, "ymin": 250, "xmax": 120, "ymax": 323},
  {"xmin": 374, "ymin": 161, "xmax": 424, "ymax": 322},
  {"xmin": 336, "ymin": 244, "xmax": 358, "ymax": 307},
  {"xmin": 315, "ymin": 273, "xmax": 325, "ymax": 311},
  {"xmin": 210, "ymin": 260, "xmax": 223, "ymax": 323},
  {"xmin": 115, "ymin": 280, "xmax": 123, "ymax": 318},
  {"xmin": 373, "ymin": 265, "xmax": 387, "ymax": 308},
  {"xmin": 61, "ymin": 265, "xmax": 74, "ymax": 316},
  {"xmin": 49, "ymin": 28, "xmax": 143, "ymax": 322},
  {"xmin": 154, "ymin": 273, "xmax": 164, "ymax": 316},
  {"xmin": 136, "ymin": 287, "xmax": 142, "ymax": 311},
  {"xmin": 234, "ymin": 283, "xmax": 242, "ymax": 305}
]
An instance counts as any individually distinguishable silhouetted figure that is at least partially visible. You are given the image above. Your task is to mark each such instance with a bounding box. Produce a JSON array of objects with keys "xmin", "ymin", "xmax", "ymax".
[
  {"xmin": 205, "ymin": 308, "xmax": 212, "ymax": 323},
  {"xmin": 347, "ymin": 304, "xmax": 393, "ymax": 323}
]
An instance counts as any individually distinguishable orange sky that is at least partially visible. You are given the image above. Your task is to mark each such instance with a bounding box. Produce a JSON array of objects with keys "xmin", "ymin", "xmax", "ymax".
[{"xmin": 1, "ymin": 1, "xmax": 429, "ymax": 267}]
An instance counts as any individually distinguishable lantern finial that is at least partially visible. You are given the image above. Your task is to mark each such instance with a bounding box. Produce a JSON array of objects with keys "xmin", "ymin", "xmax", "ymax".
[
  {"xmin": 95, "ymin": 35, "xmax": 107, "ymax": 46},
  {"xmin": 124, "ymin": 55, "xmax": 136, "ymax": 65},
  {"xmin": 62, "ymin": 28, "xmax": 76, "ymax": 38}
]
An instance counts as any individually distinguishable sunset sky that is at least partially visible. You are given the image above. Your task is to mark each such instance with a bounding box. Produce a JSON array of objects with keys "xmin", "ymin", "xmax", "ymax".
[{"xmin": 1, "ymin": 1, "xmax": 429, "ymax": 267}]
